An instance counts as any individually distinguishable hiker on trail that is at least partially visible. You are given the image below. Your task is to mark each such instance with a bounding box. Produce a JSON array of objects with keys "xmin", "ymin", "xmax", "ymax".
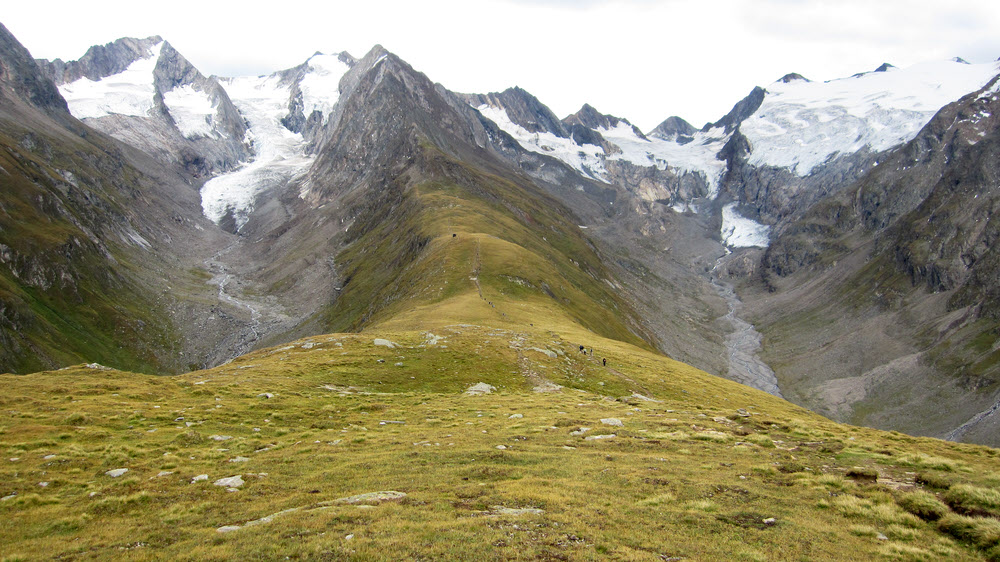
[
  {"xmin": 602, "ymin": 358, "xmax": 606, "ymax": 367},
  {"xmin": 579, "ymin": 345, "xmax": 584, "ymax": 352}
]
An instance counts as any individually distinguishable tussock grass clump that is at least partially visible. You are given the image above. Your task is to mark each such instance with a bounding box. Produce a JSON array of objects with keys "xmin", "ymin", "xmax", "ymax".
[
  {"xmin": 915, "ymin": 471, "xmax": 954, "ymax": 490},
  {"xmin": 833, "ymin": 494, "xmax": 922, "ymax": 527},
  {"xmin": 943, "ymin": 484, "xmax": 1000, "ymax": 517},
  {"xmin": 777, "ymin": 462, "xmax": 805, "ymax": 474},
  {"xmin": 89, "ymin": 492, "xmax": 151, "ymax": 515},
  {"xmin": 898, "ymin": 453, "xmax": 966, "ymax": 473},
  {"xmin": 62, "ymin": 413, "xmax": 88, "ymax": 425},
  {"xmin": 743, "ymin": 433, "xmax": 775, "ymax": 448},
  {"xmin": 937, "ymin": 513, "xmax": 1000, "ymax": 550},
  {"xmin": 692, "ymin": 431, "xmax": 732, "ymax": 443},
  {"xmin": 816, "ymin": 473, "xmax": 854, "ymax": 492},
  {"xmin": 896, "ymin": 490, "xmax": 949, "ymax": 521},
  {"xmin": 845, "ymin": 467, "xmax": 879, "ymax": 483}
]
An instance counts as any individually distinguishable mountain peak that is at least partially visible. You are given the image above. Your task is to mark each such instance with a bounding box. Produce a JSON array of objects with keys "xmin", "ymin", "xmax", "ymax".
[
  {"xmin": 649, "ymin": 115, "xmax": 696, "ymax": 142},
  {"xmin": 875, "ymin": 62, "xmax": 896, "ymax": 72},
  {"xmin": 39, "ymin": 34, "xmax": 163, "ymax": 85},
  {"xmin": 777, "ymin": 72, "xmax": 809, "ymax": 83},
  {"xmin": 563, "ymin": 104, "xmax": 645, "ymax": 139},
  {"xmin": 0, "ymin": 22, "xmax": 69, "ymax": 114}
]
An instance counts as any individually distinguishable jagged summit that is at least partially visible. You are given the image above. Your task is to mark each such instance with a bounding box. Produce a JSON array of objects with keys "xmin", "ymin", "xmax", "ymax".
[
  {"xmin": 39, "ymin": 35, "xmax": 163, "ymax": 84},
  {"xmin": 777, "ymin": 72, "xmax": 809, "ymax": 83},
  {"xmin": 649, "ymin": 115, "xmax": 696, "ymax": 142},
  {"xmin": 563, "ymin": 103, "xmax": 647, "ymax": 140},
  {"xmin": 875, "ymin": 62, "xmax": 895, "ymax": 72},
  {"xmin": 460, "ymin": 86, "xmax": 569, "ymax": 137}
]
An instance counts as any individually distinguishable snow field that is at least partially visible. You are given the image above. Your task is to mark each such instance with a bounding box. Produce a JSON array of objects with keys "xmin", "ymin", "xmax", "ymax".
[
  {"xmin": 476, "ymin": 104, "xmax": 607, "ymax": 180},
  {"xmin": 201, "ymin": 75, "xmax": 313, "ymax": 229},
  {"xmin": 742, "ymin": 60, "xmax": 1000, "ymax": 175},
  {"xmin": 721, "ymin": 203, "xmax": 770, "ymax": 248},
  {"xmin": 60, "ymin": 42, "xmax": 164, "ymax": 120},
  {"xmin": 163, "ymin": 85, "xmax": 217, "ymax": 139},
  {"xmin": 298, "ymin": 54, "xmax": 351, "ymax": 125}
]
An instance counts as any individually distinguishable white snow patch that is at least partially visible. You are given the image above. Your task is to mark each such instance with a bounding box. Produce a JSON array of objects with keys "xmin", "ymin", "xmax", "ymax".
[
  {"xmin": 721, "ymin": 203, "xmax": 770, "ymax": 248},
  {"xmin": 163, "ymin": 85, "xmax": 217, "ymax": 139},
  {"xmin": 299, "ymin": 54, "xmax": 351, "ymax": 125},
  {"xmin": 743, "ymin": 60, "xmax": 1000, "ymax": 175},
  {"xmin": 476, "ymin": 104, "xmax": 607, "ymax": 180},
  {"xmin": 598, "ymin": 121, "xmax": 728, "ymax": 197},
  {"xmin": 201, "ymin": 75, "xmax": 314, "ymax": 229},
  {"xmin": 60, "ymin": 42, "xmax": 163, "ymax": 119}
]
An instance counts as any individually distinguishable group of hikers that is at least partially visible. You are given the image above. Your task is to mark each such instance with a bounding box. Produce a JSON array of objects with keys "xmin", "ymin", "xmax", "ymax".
[{"xmin": 579, "ymin": 345, "xmax": 607, "ymax": 367}]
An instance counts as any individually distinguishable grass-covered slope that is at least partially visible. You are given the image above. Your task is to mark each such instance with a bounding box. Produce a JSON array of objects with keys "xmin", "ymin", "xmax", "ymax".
[
  {"xmin": 0, "ymin": 103, "xmax": 178, "ymax": 375},
  {"xmin": 322, "ymin": 141, "xmax": 651, "ymax": 351},
  {"xmin": 4, "ymin": 328, "xmax": 1000, "ymax": 560}
]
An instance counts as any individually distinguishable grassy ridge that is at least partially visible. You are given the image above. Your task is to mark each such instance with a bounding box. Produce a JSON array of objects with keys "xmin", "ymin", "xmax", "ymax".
[
  {"xmin": 321, "ymin": 143, "xmax": 651, "ymax": 351},
  {"xmin": 3, "ymin": 327, "xmax": 1000, "ymax": 560}
]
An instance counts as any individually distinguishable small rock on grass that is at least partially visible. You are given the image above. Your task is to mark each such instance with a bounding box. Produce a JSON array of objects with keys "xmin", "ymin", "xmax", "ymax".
[
  {"xmin": 214, "ymin": 475, "xmax": 244, "ymax": 488},
  {"xmin": 584, "ymin": 434, "xmax": 616, "ymax": 440},
  {"xmin": 334, "ymin": 491, "xmax": 406, "ymax": 505},
  {"xmin": 489, "ymin": 506, "xmax": 545, "ymax": 516},
  {"xmin": 105, "ymin": 468, "xmax": 128, "ymax": 478},
  {"xmin": 373, "ymin": 338, "xmax": 398, "ymax": 349},
  {"xmin": 191, "ymin": 474, "xmax": 209, "ymax": 483},
  {"xmin": 600, "ymin": 418, "xmax": 623, "ymax": 427},
  {"xmin": 464, "ymin": 382, "xmax": 496, "ymax": 396}
]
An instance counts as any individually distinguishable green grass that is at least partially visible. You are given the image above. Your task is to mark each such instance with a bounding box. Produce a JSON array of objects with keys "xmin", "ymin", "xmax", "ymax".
[{"xmin": 2, "ymin": 326, "xmax": 1000, "ymax": 560}]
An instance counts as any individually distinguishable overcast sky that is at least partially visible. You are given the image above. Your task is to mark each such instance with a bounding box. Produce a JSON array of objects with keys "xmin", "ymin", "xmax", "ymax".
[{"xmin": 5, "ymin": 0, "xmax": 1000, "ymax": 131}]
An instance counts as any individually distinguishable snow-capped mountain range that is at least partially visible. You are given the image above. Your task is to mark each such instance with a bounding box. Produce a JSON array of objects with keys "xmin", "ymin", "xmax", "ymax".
[{"xmin": 39, "ymin": 36, "xmax": 999, "ymax": 250}]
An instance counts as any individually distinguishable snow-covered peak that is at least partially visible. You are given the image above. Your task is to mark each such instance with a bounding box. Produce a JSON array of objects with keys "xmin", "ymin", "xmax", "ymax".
[
  {"xmin": 477, "ymin": 103, "xmax": 606, "ymax": 180},
  {"xmin": 299, "ymin": 53, "xmax": 351, "ymax": 125},
  {"xmin": 742, "ymin": 59, "xmax": 1000, "ymax": 175},
  {"xmin": 59, "ymin": 41, "xmax": 163, "ymax": 119},
  {"xmin": 596, "ymin": 121, "xmax": 728, "ymax": 197}
]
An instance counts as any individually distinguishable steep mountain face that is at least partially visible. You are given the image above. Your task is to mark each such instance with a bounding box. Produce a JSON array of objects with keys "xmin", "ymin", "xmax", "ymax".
[
  {"xmin": 738, "ymin": 75, "xmax": 1000, "ymax": 444},
  {"xmin": 37, "ymin": 36, "xmax": 251, "ymax": 177},
  {"xmin": 0, "ymin": 23, "xmax": 245, "ymax": 374}
]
